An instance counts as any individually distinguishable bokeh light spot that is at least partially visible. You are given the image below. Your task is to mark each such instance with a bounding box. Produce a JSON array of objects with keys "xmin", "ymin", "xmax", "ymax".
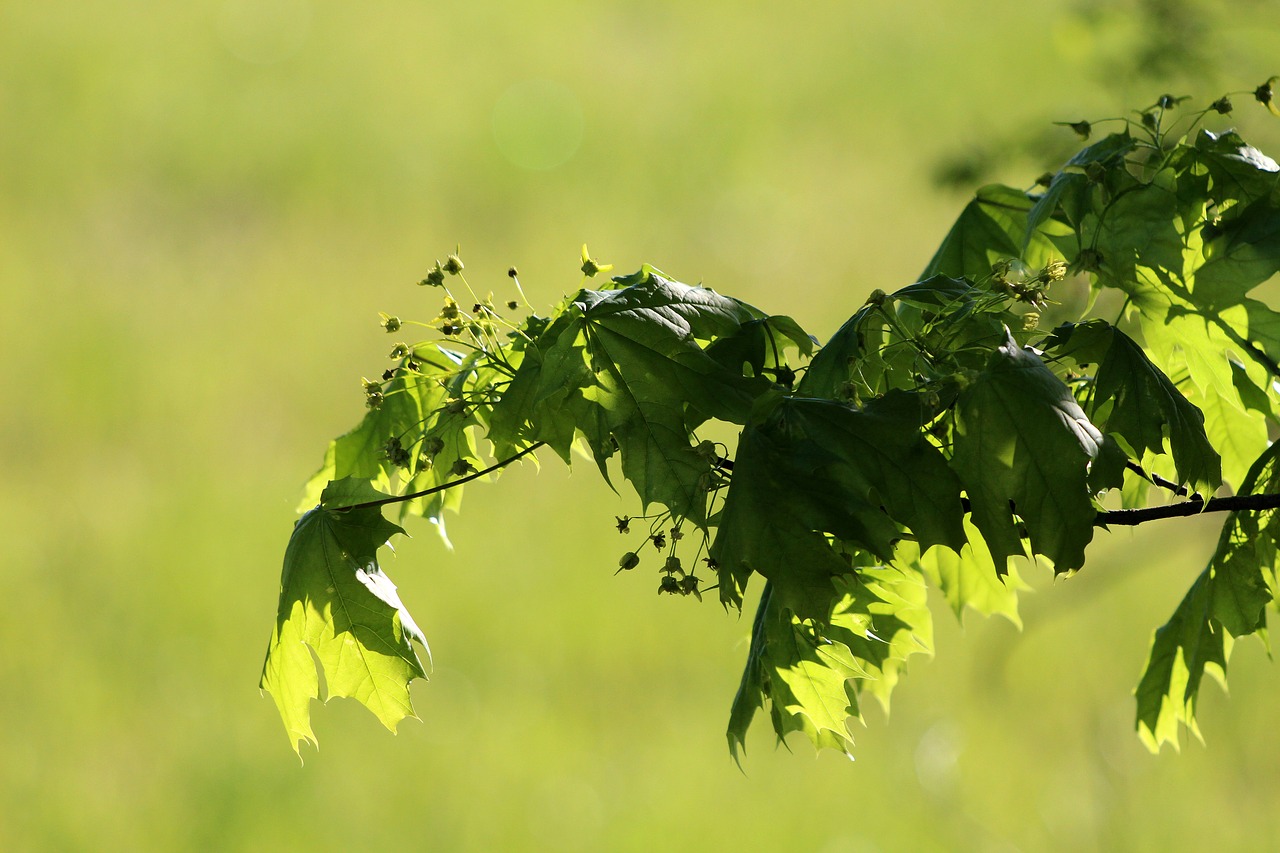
[{"xmin": 491, "ymin": 80, "xmax": 585, "ymax": 171}]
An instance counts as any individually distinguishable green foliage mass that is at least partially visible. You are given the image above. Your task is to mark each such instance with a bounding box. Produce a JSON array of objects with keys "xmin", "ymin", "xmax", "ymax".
[{"xmin": 264, "ymin": 90, "xmax": 1280, "ymax": 760}]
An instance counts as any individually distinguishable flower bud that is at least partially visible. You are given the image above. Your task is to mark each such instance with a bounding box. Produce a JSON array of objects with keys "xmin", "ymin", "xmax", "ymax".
[
  {"xmin": 420, "ymin": 265, "xmax": 446, "ymax": 287},
  {"xmin": 1057, "ymin": 120, "xmax": 1091, "ymax": 139},
  {"xmin": 1255, "ymin": 79, "xmax": 1275, "ymax": 107},
  {"xmin": 1074, "ymin": 248, "xmax": 1104, "ymax": 274},
  {"xmin": 1042, "ymin": 259, "xmax": 1068, "ymax": 282}
]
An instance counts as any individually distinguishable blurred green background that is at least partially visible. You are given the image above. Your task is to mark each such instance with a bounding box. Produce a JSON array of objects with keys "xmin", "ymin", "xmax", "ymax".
[{"xmin": 6, "ymin": 0, "xmax": 1280, "ymax": 850}]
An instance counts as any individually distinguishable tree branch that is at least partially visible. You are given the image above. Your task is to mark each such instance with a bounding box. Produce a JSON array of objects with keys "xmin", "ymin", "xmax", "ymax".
[
  {"xmin": 1095, "ymin": 492, "xmax": 1280, "ymax": 527},
  {"xmin": 1124, "ymin": 460, "xmax": 1191, "ymax": 497},
  {"xmin": 337, "ymin": 442, "xmax": 546, "ymax": 512}
]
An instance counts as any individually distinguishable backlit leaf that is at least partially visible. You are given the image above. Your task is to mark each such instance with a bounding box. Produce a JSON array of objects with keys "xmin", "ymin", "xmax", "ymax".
[
  {"xmin": 1044, "ymin": 320, "xmax": 1221, "ymax": 494},
  {"xmin": 1136, "ymin": 443, "xmax": 1280, "ymax": 751},
  {"xmin": 261, "ymin": 479, "xmax": 428, "ymax": 756}
]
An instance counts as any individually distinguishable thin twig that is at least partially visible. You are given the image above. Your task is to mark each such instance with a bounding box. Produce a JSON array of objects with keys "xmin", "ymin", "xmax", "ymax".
[
  {"xmin": 335, "ymin": 442, "xmax": 546, "ymax": 512},
  {"xmin": 1124, "ymin": 460, "xmax": 1191, "ymax": 497}
]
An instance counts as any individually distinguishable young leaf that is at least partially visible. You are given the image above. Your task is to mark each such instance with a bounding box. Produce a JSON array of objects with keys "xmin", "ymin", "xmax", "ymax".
[
  {"xmin": 300, "ymin": 345, "xmax": 467, "ymax": 510},
  {"xmin": 261, "ymin": 478, "xmax": 428, "ymax": 755}
]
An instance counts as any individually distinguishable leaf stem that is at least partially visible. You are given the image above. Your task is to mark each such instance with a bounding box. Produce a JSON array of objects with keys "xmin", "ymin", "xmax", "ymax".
[
  {"xmin": 337, "ymin": 442, "xmax": 547, "ymax": 512},
  {"xmin": 1124, "ymin": 460, "xmax": 1191, "ymax": 497}
]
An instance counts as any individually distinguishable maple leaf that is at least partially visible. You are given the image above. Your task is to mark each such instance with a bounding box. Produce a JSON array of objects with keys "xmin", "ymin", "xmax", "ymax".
[
  {"xmin": 261, "ymin": 478, "xmax": 428, "ymax": 756},
  {"xmin": 951, "ymin": 329, "xmax": 1103, "ymax": 574}
]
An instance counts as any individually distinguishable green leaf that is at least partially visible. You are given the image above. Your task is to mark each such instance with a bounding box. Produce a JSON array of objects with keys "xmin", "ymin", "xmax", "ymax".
[
  {"xmin": 493, "ymin": 272, "xmax": 775, "ymax": 520},
  {"xmin": 1044, "ymin": 320, "xmax": 1221, "ymax": 494},
  {"xmin": 300, "ymin": 345, "xmax": 465, "ymax": 510},
  {"xmin": 396, "ymin": 394, "xmax": 486, "ymax": 534},
  {"xmin": 261, "ymin": 478, "xmax": 428, "ymax": 756},
  {"xmin": 705, "ymin": 315, "xmax": 814, "ymax": 384},
  {"xmin": 951, "ymin": 329, "xmax": 1102, "ymax": 573},
  {"xmin": 1136, "ymin": 443, "xmax": 1280, "ymax": 752},
  {"xmin": 921, "ymin": 184, "xmax": 1076, "ymax": 282},
  {"xmin": 711, "ymin": 392, "xmax": 965, "ymax": 611},
  {"xmin": 1069, "ymin": 129, "xmax": 1280, "ymax": 488},
  {"xmin": 489, "ymin": 310, "xmax": 597, "ymax": 463},
  {"xmin": 798, "ymin": 275, "xmax": 1018, "ymax": 402},
  {"xmin": 828, "ymin": 565, "xmax": 934, "ymax": 711},
  {"xmin": 895, "ymin": 518, "xmax": 1025, "ymax": 627},
  {"xmin": 710, "ymin": 413, "xmax": 850, "ymax": 612},
  {"xmin": 727, "ymin": 565, "xmax": 933, "ymax": 762},
  {"xmin": 1024, "ymin": 131, "xmax": 1137, "ymax": 245}
]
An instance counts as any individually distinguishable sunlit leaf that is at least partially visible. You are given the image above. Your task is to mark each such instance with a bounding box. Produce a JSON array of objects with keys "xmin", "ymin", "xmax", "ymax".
[
  {"xmin": 1044, "ymin": 320, "xmax": 1221, "ymax": 494},
  {"xmin": 951, "ymin": 330, "xmax": 1102, "ymax": 573},
  {"xmin": 1136, "ymin": 443, "xmax": 1280, "ymax": 751},
  {"xmin": 261, "ymin": 479, "xmax": 428, "ymax": 756}
]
